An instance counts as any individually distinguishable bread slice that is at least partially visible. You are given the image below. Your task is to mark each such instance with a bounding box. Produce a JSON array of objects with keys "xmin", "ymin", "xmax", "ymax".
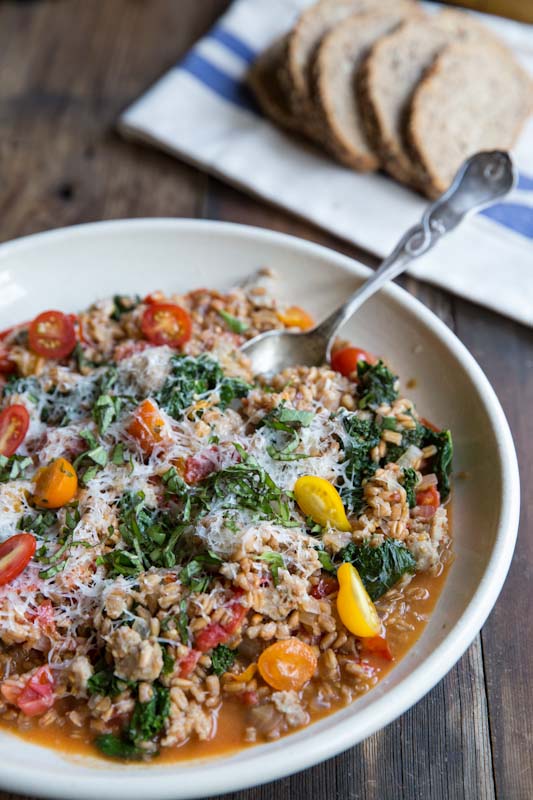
[
  {"xmin": 247, "ymin": 36, "xmax": 303, "ymax": 134},
  {"xmin": 312, "ymin": 4, "xmax": 422, "ymax": 170},
  {"xmin": 357, "ymin": 10, "xmax": 505, "ymax": 187},
  {"xmin": 281, "ymin": 0, "xmax": 385, "ymax": 136},
  {"xmin": 408, "ymin": 41, "xmax": 533, "ymax": 198}
]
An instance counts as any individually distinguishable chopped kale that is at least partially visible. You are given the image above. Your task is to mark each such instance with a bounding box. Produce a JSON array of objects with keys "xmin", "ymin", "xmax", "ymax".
[
  {"xmin": 128, "ymin": 683, "xmax": 170, "ymax": 745},
  {"xmin": 210, "ymin": 644, "xmax": 236, "ymax": 676},
  {"xmin": 357, "ymin": 360, "xmax": 399, "ymax": 410},
  {"xmin": 401, "ymin": 467, "xmax": 419, "ymax": 508},
  {"xmin": 161, "ymin": 650, "xmax": 175, "ymax": 676},
  {"xmin": 0, "ymin": 454, "xmax": 32, "ymax": 483},
  {"xmin": 87, "ymin": 669, "xmax": 134, "ymax": 697},
  {"xmin": 95, "ymin": 734, "xmax": 142, "ymax": 760},
  {"xmin": 110, "ymin": 294, "xmax": 141, "ymax": 321},
  {"xmin": 156, "ymin": 354, "xmax": 251, "ymax": 419},
  {"xmin": 336, "ymin": 413, "xmax": 381, "ymax": 515},
  {"xmin": 339, "ymin": 540, "xmax": 416, "ymax": 600},
  {"xmin": 385, "ymin": 421, "xmax": 453, "ymax": 501}
]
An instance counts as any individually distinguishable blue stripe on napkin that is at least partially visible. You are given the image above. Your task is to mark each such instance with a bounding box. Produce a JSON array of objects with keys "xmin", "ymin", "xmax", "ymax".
[{"xmin": 180, "ymin": 28, "xmax": 533, "ymax": 241}]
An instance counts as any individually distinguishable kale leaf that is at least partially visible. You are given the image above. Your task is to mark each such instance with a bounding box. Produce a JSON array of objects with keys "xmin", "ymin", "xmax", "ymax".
[
  {"xmin": 110, "ymin": 294, "xmax": 141, "ymax": 321},
  {"xmin": 87, "ymin": 669, "xmax": 134, "ymax": 697},
  {"xmin": 385, "ymin": 421, "xmax": 453, "ymax": 501},
  {"xmin": 211, "ymin": 644, "xmax": 236, "ymax": 676},
  {"xmin": 401, "ymin": 467, "xmax": 419, "ymax": 508},
  {"xmin": 128, "ymin": 684, "xmax": 171, "ymax": 745},
  {"xmin": 337, "ymin": 413, "xmax": 381, "ymax": 515},
  {"xmin": 95, "ymin": 734, "xmax": 143, "ymax": 760},
  {"xmin": 339, "ymin": 540, "xmax": 416, "ymax": 600},
  {"xmin": 156, "ymin": 354, "xmax": 250, "ymax": 420},
  {"xmin": 357, "ymin": 360, "xmax": 398, "ymax": 410}
]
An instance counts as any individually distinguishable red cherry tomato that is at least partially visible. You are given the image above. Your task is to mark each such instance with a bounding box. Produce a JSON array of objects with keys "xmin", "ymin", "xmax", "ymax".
[
  {"xmin": 361, "ymin": 634, "xmax": 393, "ymax": 661},
  {"xmin": 141, "ymin": 304, "xmax": 192, "ymax": 348},
  {"xmin": 15, "ymin": 666, "xmax": 55, "ymax": 717},
  {"xmin": 330, "ymin": 347, "xmax": 377, "ymax": 377},
  {"xmin": 0, "ymin": 404, "xmax": 30, "ymax": 456},
  {"xmin": 28, "ymin": 310, "xmax": 76, "ymax": 359},
  {"xmin": 0, "ymin": 533, "xmax": 36, "ymax": 587},
  {"xmin": 416, "ymin": 485, "xmax": 440, "ymax": 508},
  {"xmin": 0, "ymin": 345, "xmax": 16, "ymax": 375},
  {"xmin": 195, "ymin": 601, "xmax": 247, "ymax": 652}
]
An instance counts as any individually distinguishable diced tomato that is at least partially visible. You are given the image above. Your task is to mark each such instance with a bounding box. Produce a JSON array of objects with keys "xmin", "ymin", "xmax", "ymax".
[
  {"xmin": 178, "ymin": 648, "xmax": 201, "ymax": 679},
  {"xmin": 361, "ymin": 634, "xmax": 393, "ymax": 661},
  {"xmin": 0, "ymin": 345, "xmax": 16, "ymax": 375},
  {"xmin": 27, "ymin": 600, "xmax": 56, "ymax": 634},
  {"xmin": 15, "ymin": 666, "xmax": 55, "ymax": 717},
  {"xmin": 195, "ymin": 600, "xmax": 248, "ymax": 652},
  {"xmin": 113, "ymin": 339, "xmax": 152, "ymax": 361},
  {"xmin": 0, "ymin": 533, "xmax": 36, "ymax": 586},
  {"xmin": 28, "ymin": 310, "xmax": 76, "ymax": 360},
  {"xmin": 413, "ymin": 485, "xmax": 440, "ymax": 519},
  {"xmin": 310, "ymin": 576, "xmax": 339, "ymax": 599},
  {"xmin": 184, "ymin": 444, "xmax": 241, "ymax": 484},
  {"xmin": 141, "ymin": 304, "xmax": 192, "ymax": 348},
  {"xmin": 330, "ymin": 346, "xmax": 377, "ymax": 377},
  {"xmin": 241, "ymin": 690, "xmax": 259, "ymax": 706},
  {"xmin": 0, "ymin": 404, "xmax": 30, "ymax": 457}
]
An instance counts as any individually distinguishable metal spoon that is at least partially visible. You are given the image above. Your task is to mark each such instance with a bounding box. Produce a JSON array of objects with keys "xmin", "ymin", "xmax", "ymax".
[{"xmin": 241, "ymin": 151, "xmax": 516, "ymax": 374}]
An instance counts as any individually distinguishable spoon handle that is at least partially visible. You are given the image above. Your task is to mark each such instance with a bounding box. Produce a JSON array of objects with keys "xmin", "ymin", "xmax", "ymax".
[{"xmin": 312, "ymin": 151, "xmax": 516, "ymax": 358}]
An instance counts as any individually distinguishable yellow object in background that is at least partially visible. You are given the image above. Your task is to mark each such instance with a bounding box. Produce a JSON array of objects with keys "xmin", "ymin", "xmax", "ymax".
[{"xmin": 442, "ymin": 0, "xmax": 533, "ymax": 23}]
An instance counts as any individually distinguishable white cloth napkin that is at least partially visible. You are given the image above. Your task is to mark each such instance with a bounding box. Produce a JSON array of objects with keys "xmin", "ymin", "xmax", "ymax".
[{"xmin": 119, "ymin": 0, "xmax": 533, "ymax": 327}]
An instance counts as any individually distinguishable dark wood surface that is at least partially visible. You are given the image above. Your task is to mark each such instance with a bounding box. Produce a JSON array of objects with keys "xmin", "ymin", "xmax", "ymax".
[{"xmin": 0, "ymin": 2, "xmax": 531, "ymax": 799}]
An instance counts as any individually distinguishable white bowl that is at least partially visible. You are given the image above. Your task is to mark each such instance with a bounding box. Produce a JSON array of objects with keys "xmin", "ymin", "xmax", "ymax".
[{"xmin": 0, "ymin": 219, "xmax": 520, "ymax": 800}]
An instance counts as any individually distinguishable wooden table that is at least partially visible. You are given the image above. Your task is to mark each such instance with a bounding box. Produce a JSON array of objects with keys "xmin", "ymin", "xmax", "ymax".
[{"xmin": 0, "ymin": 2, "xmax": 531, "ymax": 799}]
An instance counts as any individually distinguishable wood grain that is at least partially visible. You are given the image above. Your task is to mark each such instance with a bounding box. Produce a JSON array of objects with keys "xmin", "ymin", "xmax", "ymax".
[{"xmin": 0, "ymin": 2, "xmax": 531, "ymax": 799}]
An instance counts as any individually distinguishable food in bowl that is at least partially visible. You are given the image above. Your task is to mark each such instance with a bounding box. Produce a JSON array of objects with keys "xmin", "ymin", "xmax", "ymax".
[{"xmin": 0, "ymin": 270, "xmax": 452, "ymax": 761}]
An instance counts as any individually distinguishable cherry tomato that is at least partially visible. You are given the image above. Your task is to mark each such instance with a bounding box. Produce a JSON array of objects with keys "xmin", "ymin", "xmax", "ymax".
[
  {"xmin": 278, "ymin": 306, "xmax": 315, "ymax": 331},
  {"xmin": 0, "ymin": 533, "xmax": 37, "ymax": 587},
  {"xmin": 33, "ymin": 457, "xmax": 78, "ymax": 508},
  {"xmin": 128, "ymin": 399, "xmax": 169, "ymax": 454},
  {"xmin": 330, "ymin": 346, "xmax": 377, "ymax": 377},
  {"xmin": 0, "ymin": 404, "xmax": 30, "ymax": 457},
  {"xmin": 16, "ymin": 666, "xmax": 55, "ymax": 717},
  {"xmin": 141, "ymin": 304, "xmax": 192, "ymax": 348},
  {"xmin": 28, "ymin": 310, "xmax": 76, "ymax": 360},
  {"xmin": 257, "ymin": 638, "xmax": 317, "ymax": 691},
  {"xmin": 0, "ymin": 345, "xmax": 16, "ymax": 375}
]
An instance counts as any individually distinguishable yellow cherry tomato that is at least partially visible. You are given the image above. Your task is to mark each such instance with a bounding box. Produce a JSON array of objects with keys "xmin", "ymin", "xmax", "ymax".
[
  {"xmin": 293, "ymin": 475, "xmax": 351, "ymax": 531},
  {"xmin": 128, "ymin": 399, "xmax": 169, "ymax": 454},
  {"xmin": 224, "ymin": 663, "xmax": 257, "ymax": 683},
  {"xmin": 258, "ymin": 638, "xmax": 317, "ymax": 691},
  {"xmin": 277, "ymin": 306, "xmax": 315, "ymax": 331},
  {"xmin": 336, "ymin": 562, "xmax": 381, "ymax": 638},
  {"xmin": 33, "ymin": 457, "xmax": 78, "ymax": 509}
]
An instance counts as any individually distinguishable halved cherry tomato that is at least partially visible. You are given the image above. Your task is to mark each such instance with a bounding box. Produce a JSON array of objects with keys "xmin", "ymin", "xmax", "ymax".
[
  {"xmin": 0, "ymin": 345, "xmax": 16, "ymax": 375},
  {"xmin": 330, "ymin": 346, "xmax": 377, "ymax": 377},
  {"xmin": 4, "ymin": 665, "xmax": 56, "ymax": 717},
  {"xmin": 33, "ymin": 457, "xmax": 78, "ymax": 508},
  {"xmin": 257, "ymin": 638, "xmax": 317, "ymax": 691},
  {"xmin": 141, "ymin": 303, "xmax": 192, "ymax": 348},
  {"xmin": 28, "ymin": 310, "xmax": 76, "ymax": 360},
  {"xmin": 0, "ymin": 404, "xmax": 30, "ymax": 457},
  {"xmin": 0, "ymin": 533, "xmax": 36, "ymax": 587},
  {"xmin": 277, "ymin": 306, "xmax": 315, "ymax": 331},
  {"xmin": 128, "ymin": 399, "xmax": 169, "ymax": 454},
  {"xmin": 294, "ymin": 475, "xmax": 351, "ymax": 531},
  {"xmin": 337, "ymin": 562, "xmax": 381, "ymax": 638}
]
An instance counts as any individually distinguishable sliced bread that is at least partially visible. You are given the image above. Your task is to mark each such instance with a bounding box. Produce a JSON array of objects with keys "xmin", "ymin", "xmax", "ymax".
[
  {"xmin": 281, "ymin": 0, "xmax": 383, "ymax": 136},
  {"xmin": 408, "ymin": 41, "xmax": 533, "ymax": 198},
  {"xmin": 312, "ymin": 4, "xmax": 422, "ymax": 170},
  {"xmin": 247, "ymin": 36, "xmax": 302, "ymax": 134},
  {"xmin": 357, "ymin": 10, "xmax": 505, "ymax": 187}
]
